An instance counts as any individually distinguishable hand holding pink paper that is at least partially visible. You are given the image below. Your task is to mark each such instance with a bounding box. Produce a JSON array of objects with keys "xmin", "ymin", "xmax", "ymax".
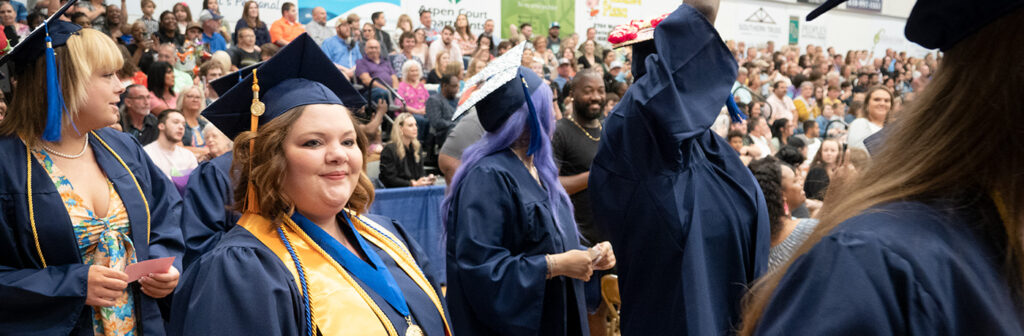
[{"xmin": 125, "ymin": 257, "xmax": 175, "ymax": 283}]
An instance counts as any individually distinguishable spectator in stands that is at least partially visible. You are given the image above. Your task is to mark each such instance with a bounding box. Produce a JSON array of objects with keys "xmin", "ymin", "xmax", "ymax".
[
  {"xmin": 147, "ymin": 61, "xmax": 177, "ymax": 113},
  {"xmin": 418, "ymin": 9, "xmax": 438, "ymax": 43},
  {"xmin": 259, "ymin": 42, "xmax": 279, "ymax": 61},
  {"xmin": 747, "ymin": 116, "xmax": 772, "ymax": 158},
  {"xmin": 747, "ymin": 157, "xmax": 818, "ymax": 271},
  {"xmin": 391, "ymin": 32, "xmax": 423, "ymax": 80},
  {"xmin": 394, "ymin": 13, "xmax": 413, "ymax": 41},
  {"xmin": 508, "ymin": 22, "xmax": 532, "ymax": 44},
  {"xmin": 199, "ymin": 10, "xmax": 226, "ymax": 53},
  {"xmin": 70, "ymin": 12, "xmax": 91, "ymax": 29},
  {"xmin": 496, "ymin": 40, "xmax": 513, "ymax": 56},
  {"xmin": 347, "ymin": 13, "xmax": 361, "ymax": 44},
  {"xmin": 198, "ymin": 61, "xmax": 223, "ymax": 103},
  {"xmin": 228, "ymin": 27, "xmax": 261, "ymax": 69},
  {"xmin": 727, "ymin": 130, "xmax": 754, "ymax": 165},
  {"xmin": 794, "ymin": 119, "xmax": 821, "ymax": 164},
  {"xmin": 474, "ymin": 34, "xmax": 494, "ymax": 59},
  {"xmin": 770, "ymin": 118, "xmax": 793, "ymax": 151},
  {"xmin": 793, "ymin": 81, "xmax": 819, "ymax": 122},
  {"xmin": 183, "ymin": 22, "xmax": 202, "ymax": 47},
  {"xmin": 99, "ymin": 4, "xmax": 125, "ymax": 40},
  {"xmin": 847, "ymin": 86, "xmax": 892, "ymax": 149},
  {"xmin": 426, "ymin": 74, "xmax": 458, "ymax": 148},
  {"xmin": 533, "ymin": 35, "xmax": 557, "ymax": 74},
  {"xmin": 304, "ymin": 7, "xmax": 331, "ymax": 45},
  {"xmin": 371, "ymin": 11, "xmax": 394, "ymax": 55},
  {"xmin": 396, "ymin": 60, "xmax": 429, "ymax": 116},
  {"xmin": 321, "ymin": 19, "xmax": 360, "ymax": 79},
  {"xmin": 426, "ymin": 50, "xmax": 449, "ymax": 84},
  {"xmin": 143, "ymin": 109, "xmax": 198, "ymax": 179},
  {"xmin": 116, "ymin": 45, "xmax": 146, "ymax": 87},
  {"xmin": 546, "ymin": 22, "xmax": 561, "ymax": 54},
  {"xmin": 412, "ymin": 27, "xmax": 429, "ymax": 64},
  {"xmin": 0, "ymin": 2, "xmax": 28, "ymax": 40},
  {"xmin": 561, "ymin": 34, "xmax": 578, "ymax": 60},
  {"xmin": 270, "ymin": 2, "xmax": 303, "ymax": 46},
  {"xmin": 380, "ymin": 112, "xmax": 434, "ymax": 188},
  {"xmin": 172, "ymin": 2, "xmax": 192, "ymax": 34},
  {"xmin": 767, "ymin": 80, "xmax": 796, "ymax": 122},
  {"xmin": 356, "ymin": 39, "xmax": 398, "ymax": 105},
  {"xmin": 465, "ymin": 54, "xmax": 486, "ymax": 79},
  {"xmin": 139, "ymin": 0, "xmax": 158, "ymax": 35},
  {"xmin": 201, "ymin": 125, "xmax": 231, "ymax": 159},
  {"xmin": 76, "ymin": 0, "xmax": 105, "ymax": 28},
  {"xmin": 202, "ymin": 0, "xmax": 231, "ymax": 42},
  {"xmin": 579, "ymin": 27, "xmax": 606, "ymax": 61},
  {"xmin": 454, "ymin": 14, "xmax": 475, "ymax": 58},
  {"xmin": 553, "ymin": 58, "xmax": 573, "ymax": 91},
  {"xmin": 481, "ymin": 19, "xmax": 496, "ymax": 51},
  {"xmin": 176, "ymin": 85, "xmax": 210, "ymax": 160},
  {"xmin": 120, "ymin": 84, "xmax": 159, "ymax": 145},
  {"xmin": 428, "ymin": 25, "xmax": 462, "ymax": 72},
  {"xmin": 912, "ymin": 64, "xmax": 931, "ymax": 92},
  {"xmin": 577, "ymin": 39, "xmax": 601, "ymax": 71},
  {"xmin": 357, "ymin": 23, "xmax": 375, "ymax": 55},
  {"xmin": 804, "ymin": 138, "xmax": 840, "ymax": 200},
  {"xmin": 157, "ymin": 10, "xmax": 184, "ymax": 46},
  {"xmin": 235, "ymin": 0, "xmax": 270, "ymax": 46},
  {"xmin": 156, "ymin": 42, "xmax": 193, "ymax": 93}
]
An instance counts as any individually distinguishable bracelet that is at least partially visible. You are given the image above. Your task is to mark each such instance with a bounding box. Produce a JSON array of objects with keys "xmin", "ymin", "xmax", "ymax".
[{"xmin": 545, "ymin": 254, "xmax": 555, "ymax": 279}]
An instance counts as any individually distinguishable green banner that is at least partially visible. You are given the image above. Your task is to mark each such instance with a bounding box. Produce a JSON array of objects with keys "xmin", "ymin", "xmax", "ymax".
[{"xmin": 501, "ymin": 0, "xmax": 575, "ymax": 41}]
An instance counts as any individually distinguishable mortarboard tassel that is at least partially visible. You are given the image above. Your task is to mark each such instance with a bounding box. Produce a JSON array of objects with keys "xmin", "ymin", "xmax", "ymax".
[
  {"xmin": 42, "ymin": 24, "xmax": 68, "ymax": 142},
  {"xmin": 245, "ymin": 68, "xmax": 264, "ymax": 214},
  {"xmin": 520, "ymin": 73, "xmax": 544, "ymax": 156},
  {"xmin": 726, "ymin": 93, "xmax": 746, "ymax": 124}
]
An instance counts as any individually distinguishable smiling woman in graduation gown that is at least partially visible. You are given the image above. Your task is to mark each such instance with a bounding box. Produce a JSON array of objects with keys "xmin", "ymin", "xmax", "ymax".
[
  {"xmin": 169, "ymin": 34, "xmax": 450, "ymax": 336},
  {"xmin": 442, "ymin": 43, "xmax": 616, "ymax": 336},
  {"xmin": 741, "ymin": 1, "xmax": 1024, "ymax": 335},
  {"xmin": 0, "ymin": 5, "xmax": 184, "ymax": 335},
  {"xmin": 588, "ymin": 4, "xmax": 770, "ymax": 335}
]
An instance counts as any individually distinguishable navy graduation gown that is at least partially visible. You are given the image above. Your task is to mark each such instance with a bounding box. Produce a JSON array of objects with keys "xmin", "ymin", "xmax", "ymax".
[
  {"xmin": 756, "ymin": 198, "xmax": 1024, "ymax": 335},
  {"xmin": 0, "ymin": 128, "xmax": 185, "ymax": 336},
  {"xmin": 181, "ymin": 152, "xmax": 239, "ymax": 268},
  {"xmin": 445, "ymin": 149, "xmax": 589, "ymax": 336},
  {"xmin": 588, "ymin": 5, "xmax": 770, "ymax": 335},
  {"xmin": 169, "ymin": 214, "xmax": 448, "ymax": 336}
]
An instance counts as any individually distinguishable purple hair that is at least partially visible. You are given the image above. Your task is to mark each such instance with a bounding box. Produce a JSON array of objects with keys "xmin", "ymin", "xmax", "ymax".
[{"xmin": 441, "ymin": 83, "xmax": 574, "ymax": 228}]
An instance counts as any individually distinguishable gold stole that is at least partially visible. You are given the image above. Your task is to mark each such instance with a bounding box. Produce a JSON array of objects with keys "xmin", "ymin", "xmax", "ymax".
[{"xmin": 239, "ymin": 212, "xmax": 451, "ymax": 336}]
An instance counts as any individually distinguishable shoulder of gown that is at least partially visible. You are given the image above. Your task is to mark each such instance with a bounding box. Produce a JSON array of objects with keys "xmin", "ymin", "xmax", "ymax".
[
  {"xmin": 169, "ymin": 225, "xmax": 305, "ymax": 336},
  {"xmin": 181, "ymin": 152, "xmax": 238, "ymax": 269},
  {"xmin": 757, "ymin": 199, "xmax": 1024, "ymax": 335}
]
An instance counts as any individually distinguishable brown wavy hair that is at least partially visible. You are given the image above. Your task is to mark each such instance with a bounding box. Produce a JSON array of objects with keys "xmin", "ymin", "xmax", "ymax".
[
  {"xmin": 231, "ymin": 105, "xmax": 375, "ymax": 222},
  {"xmin": 740, "ymin": 8, "xmax": 1024, "ymax": 334}
]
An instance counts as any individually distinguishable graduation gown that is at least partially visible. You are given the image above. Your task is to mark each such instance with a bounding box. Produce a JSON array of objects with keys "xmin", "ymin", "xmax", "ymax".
[
  {"xmin": 588, "ymin": 5, "xmax": 770, "ymax": 335},
  {"xmin": 445, "ymin": 149, "xmax": 589, "ymax": 336},
  {"xmin": 0, "ymin": 128, "xmax": 185, "ymax": 336},
  {"xmin": 169, "ymin": 213, "xmax": 449, "ymax": 336},
  {"xmin": 755, "ymin": 197, "xmax": 1024, "ymax": 335},
  {"xmin": 181, "ymin": 152, "xmax": 239, "ymax": 268}
]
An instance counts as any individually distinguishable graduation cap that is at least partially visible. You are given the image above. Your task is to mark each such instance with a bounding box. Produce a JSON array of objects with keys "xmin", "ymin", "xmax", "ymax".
[
  {"xmin": 208, "ymin": 61, "xmax": 262, "ymax": 97},
  {"xmin": 806, "ymin": 0, "xmax": 1024, "ymax": 51},
  {"xmin": 453, "ymin": 42, "xmax": 546, "ymax": 155},
  {"xmin": 202, "ymin": 33, "xmax": 365, "ymax": 140},
  {"xmin": 0, "ymin": 0, "xmax": 80, "ymax": 141}
]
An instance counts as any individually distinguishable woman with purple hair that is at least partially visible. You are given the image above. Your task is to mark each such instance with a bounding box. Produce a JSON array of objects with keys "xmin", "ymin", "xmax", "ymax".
[{"xmin": 442, "ymin": 60, "xmax": 616, "ymax": 335}]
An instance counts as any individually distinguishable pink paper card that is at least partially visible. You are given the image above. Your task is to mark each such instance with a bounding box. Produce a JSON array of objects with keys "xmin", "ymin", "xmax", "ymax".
[{"xmin": 125, "ymin": 257, "xmax": 175, "ymax": 282}]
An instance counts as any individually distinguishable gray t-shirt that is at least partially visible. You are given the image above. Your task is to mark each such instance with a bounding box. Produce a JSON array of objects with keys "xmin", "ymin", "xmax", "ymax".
[
  {"xmin": 439, "ymin": 108, "xmax": 484, "ymax": 160},
  {"xmin": 768, "ymin": 218, "xmax": 819, "ymax": 272}
]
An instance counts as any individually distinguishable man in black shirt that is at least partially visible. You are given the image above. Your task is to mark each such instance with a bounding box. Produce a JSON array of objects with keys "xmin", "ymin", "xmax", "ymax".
[
  {"xmin": 425, "ymin": 74, "xmax": 459, "ymax": 148},
  {"xmin": 120, "ymin": 84, "xmax": 160, "ymax": 145},
  {"xmin": 552, "ymin": 69, "xmax": 605, "ymax": 245}
]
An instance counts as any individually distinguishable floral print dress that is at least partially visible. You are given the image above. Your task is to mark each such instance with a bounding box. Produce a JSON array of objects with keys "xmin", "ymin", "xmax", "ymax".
[{"xmin": 33, "ymin": 150, "xmax": 138, "ymax": 336}]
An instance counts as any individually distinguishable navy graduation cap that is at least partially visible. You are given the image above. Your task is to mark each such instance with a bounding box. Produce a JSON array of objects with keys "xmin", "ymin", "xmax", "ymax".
[
  {"xmin": 202, "ymin": 33, "xmax": 365, "ymax": 140},
  {"xmin": 208, "ymin": 61, "xmax": 262, "ymax": 97},
  {"xmin": 807, "ymin": 0, "xmax": 1024, "ymax": 51},
  {"xmin": 0, "ymin": 0, "xmax": 80, "ymax": 141},
  {"xmin": 453, "ymin": 42, "xmax": 546, "ymax": 155}
]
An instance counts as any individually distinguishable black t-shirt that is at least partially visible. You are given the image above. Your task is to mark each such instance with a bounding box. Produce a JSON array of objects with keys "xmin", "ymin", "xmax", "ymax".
[
  {"xmin": 552, "ymin": 117, "xmax": 603, "ymax": 245},
  {"xmin": 425, "ymin": 70, "xmax": 442, "ymax": 85},
  {"xmin": 229, "ymin": 46, "xmax": 261, "ymax": 68}
]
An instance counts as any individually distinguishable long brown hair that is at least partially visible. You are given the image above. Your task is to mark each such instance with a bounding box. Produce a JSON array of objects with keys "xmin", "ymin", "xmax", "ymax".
[
  {"xmin": 0, "ymin": 29, "xmax": 123, "ymax": 146},
  {"xmin": 242, "ymin": 1, "xmax": 264, "ymax": 29},
  {"xmin": 740, "ymin": 9, "xmax": 1024, "ymax": 334},
  {"xmin": 231, "ymin": 105, "xmax": 376, "ymax": 222}
]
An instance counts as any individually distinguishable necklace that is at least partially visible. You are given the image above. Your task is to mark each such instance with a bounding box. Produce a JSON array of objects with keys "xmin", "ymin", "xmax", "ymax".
[
  {"xmin": 41, "ymin": 134, "xmax": 90, "ymax": 159},
  {"xmin": 567, "ymin": 115, "xmax": 601, "ymax": 141}
]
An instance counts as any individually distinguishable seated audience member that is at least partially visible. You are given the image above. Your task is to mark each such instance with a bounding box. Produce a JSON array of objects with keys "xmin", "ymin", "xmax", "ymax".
[
  {"xmin": 198, "ymin": 61, "xmax": 224, "ymax": 104},
  {"xmin": 176, "ymin": 85, "xmax": 211, "ymax": 160},
  {"xmin": 157, "ymin": 10, "xmax": 184, "ymax": 46},
  {"xmin": 198, "ymin": 10, "xmax": 227, "ymax": 53},
  {"xmin": 748, "ymin": 157, "xmax": 819, "ymax": 271},
  {"xmin": 120, "ymin": 84, "xmax": 159, "ymax": 145},
  {"xmin": 390, "ymin": 32, "xmax": 423, "ymax": 80},
  {"xmin": 356, "ymin": 39, "xmax": 398, "ymax": 104},
  {"xmin": 379, "ymin": 113, "xmax": 435, "ymax": 188},
  {"xmin": 201, "ymin": 125, "xmax": 232, "ymax": 159},
  {"xmin": 425, "ymin": 50, "xmax": 450, "ymax": 84},
  {"xmin": 228, "ymin": 27, "xmax": 261, "ymax": 69},
  {"xmin": 396, "ymin": 60, "xmax": 430, "ymax": 140},
  {"xmin": 747, "ymin": 116, "xmax": 773, "ymax": 158},
  {"xmin": 847, "ymin": 86, "xmax": 892, "ymax": 149},
  {"xmin": 147, "ymin": 61, "xmax": 178, "ymax": 113},
  {"xmin": 793, "ymin": 119, "xmax": 821, "ymax": 166},
  {"xmin": 259, "ymin": 42, "xmax": 279, "ymax": 61},
  {"xmin": 269, "ymin": 2, "xmax": 304, "ymax": 46},
  {"xmin": 770, "ymin": 118, "xmax": 793, "ymax": 151},
  {"xmin": 320, "ymin": 18, "xmax": 361, "ymax": 79},
  {"xmin": 234, "ymin": 0, "xmax": 271, "ymax": 46},
  {"xmin": 727, "ymin": 130, "xmax": 754, "ymax": 166},
  {"xmin": 804, "ymin": 138, "xmax": 840, "ymax": 200},
  {"xmin": 143, "ymin": 109, "xmax": 199, "ymax": 179},
  {"xmin": 156, "ymin": 42, "xmax": 195, "ymax": 93},
  {"xmin": 425, "ymin": 74, "xmax": 459, "ymax": 148}
]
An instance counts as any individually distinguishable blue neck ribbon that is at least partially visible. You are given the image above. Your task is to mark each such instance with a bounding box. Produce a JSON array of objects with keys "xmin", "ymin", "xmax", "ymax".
[{"xmin": 290, "ymin": 211, "xmax": 411, "ymax": 317}]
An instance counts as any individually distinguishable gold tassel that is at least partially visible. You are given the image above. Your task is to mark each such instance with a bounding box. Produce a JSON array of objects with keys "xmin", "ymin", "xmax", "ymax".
[{"xmin": 245, "ymin": 68, "xmax": 265, "ymax": 214}]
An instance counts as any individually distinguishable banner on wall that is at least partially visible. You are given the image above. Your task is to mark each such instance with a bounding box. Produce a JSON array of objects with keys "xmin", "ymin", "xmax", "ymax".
[
  {"xmin": 402, "ymin": 0, "xmax": 501, "ymax": 39},
  {"xmin": 297, "ymin": 0, "xmax": 401, "ymax": 27},
  {"xmin": 501, "ymin": 0, "xmax": 574, "ymax": 41},
  {"xmin": 572, "ymin": 0, "xmax": 676, "ymax": 46}
]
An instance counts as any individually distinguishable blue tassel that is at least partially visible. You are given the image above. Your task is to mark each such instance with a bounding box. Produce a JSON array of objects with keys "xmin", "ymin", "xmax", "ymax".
[
  {"xmin": 42, "ymin": 24, "xmax": 67, "ymax": 142},
  {"xmin": 519, "ymin": 73, "xmax": 543, "ymax": 156},
  {"xmin": 726, "ymin": 93, "xmax": 746, "ymax": 124}
]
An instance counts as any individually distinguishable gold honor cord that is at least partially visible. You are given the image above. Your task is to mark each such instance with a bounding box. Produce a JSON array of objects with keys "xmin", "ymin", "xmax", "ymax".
[{"xmin": 24, "ymin": 132, "xmax": 152, "ymax": 267}]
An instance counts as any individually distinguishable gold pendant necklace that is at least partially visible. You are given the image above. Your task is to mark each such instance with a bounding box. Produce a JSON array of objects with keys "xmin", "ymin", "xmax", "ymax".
[
  {"xmin": 567, "ymin": 115, "xmax": 601, "ymax": 141},
  {"xmin": 404, "ymin": 316, "xmax": 424, "ymax": 336}
]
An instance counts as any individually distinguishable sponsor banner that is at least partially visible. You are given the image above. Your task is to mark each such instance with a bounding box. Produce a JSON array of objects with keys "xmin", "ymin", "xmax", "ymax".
[
  {"xmin": 845, "ymin": 0, "xmax": 883, "ymax": 13},
  {"xmin": 403, "ymin": 0, "xmax": 501, "ymax": 39},
  {"xmin": 573, "ymin": 0, "xmax": 676, "ymax": 45},
  {"xmin": 502, "ymin": 0, "xmax": 575, "ymax": 40},
  {"xmin": 298, "ymin": 0, "xmax": 401, "ymax": 28}
]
